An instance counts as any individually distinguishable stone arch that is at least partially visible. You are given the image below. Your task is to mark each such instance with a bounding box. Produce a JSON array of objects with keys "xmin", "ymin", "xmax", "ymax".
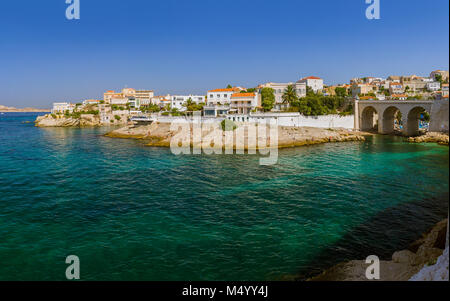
[
  {"xmin": 380, "ymin": 106, "xmax": 402, "ymax": 134},
  {"xmin": 360, "ymin": 106, "xmax": 378, "ymax": 131},
  {"xmin": 405, "ymin": 106, "xmax": 429, "ymax": 136}
]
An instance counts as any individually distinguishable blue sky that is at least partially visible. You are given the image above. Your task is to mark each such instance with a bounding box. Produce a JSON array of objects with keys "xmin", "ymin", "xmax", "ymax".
[{"xmin": 0, "ymin": 0, "xmax": 448, "ymax": 107}]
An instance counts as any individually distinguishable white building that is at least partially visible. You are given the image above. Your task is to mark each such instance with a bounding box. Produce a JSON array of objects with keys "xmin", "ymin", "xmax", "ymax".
[
  {"xmin": 442, "ymin": 84, "xmax": 449, "ymax": 97},
  {"xmin": 82, "ymin": 99, "xmax": 100, "ymax": 106},
  {"xmin": 171, "ymin": 95, "xmax": 206, "ymax": 111},
  {"xmin": 110, "ymin": 98, "xmax": 129, "ymax": 105},
  {"xmin": 151, "ymin": 95, "xmax": 171, "ymax": 107},
  {"xmin": 427, "ymin": 81, "xmax": 441, "ymax": 92},
  {"xmin": 52, "ymin": 102, "xmax": 75, "ymax": 114},
  {"xmin": 134, "ymin": 90, "xmax": 154, "ymax": 105},
  {"xmin": 297, "ymin": 76, "xmax": 324, "ymax": 93},
  {"xmin": 207, "ymin": 88, "xmax": 241, "ymax": 105},
  {"xmin": 259, "ymin": 82, "xmax": 307, "ymax": 111},
  {"xmin": 103, "ymin": 88, "xmax": 154, "ymax": 105},
  {"xmin": 230, "ymin": 92, "xmax": 261, "ymax": 115},
  {"xmin": 203, "ymin": 105, "xmax": 230, "ymax": 117},
  {"xmin": 389, "ymin": 82, "xmax": 404, "ymax": 95}
]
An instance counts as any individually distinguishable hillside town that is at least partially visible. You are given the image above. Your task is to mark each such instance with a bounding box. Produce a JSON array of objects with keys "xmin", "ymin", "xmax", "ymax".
[{"xmin": 49, "ymin": 70, "xmax": 449, "ymax": 125}]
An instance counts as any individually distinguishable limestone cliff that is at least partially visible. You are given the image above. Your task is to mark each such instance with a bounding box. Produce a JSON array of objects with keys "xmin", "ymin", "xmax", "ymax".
[{"xmin": 35, "ymin": 114, "xmax": 102, "ymax": 127}]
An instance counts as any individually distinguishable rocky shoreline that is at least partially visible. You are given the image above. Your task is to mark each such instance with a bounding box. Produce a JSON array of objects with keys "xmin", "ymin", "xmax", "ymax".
[
  {"xmin": 104, "ymin": 121, "xmax": 366, "ymax": 149},
  {"xmin": 35, "ymin": 113, "xmax": 127, "ymax": 127},
  {"xmin": 407, "ymin": 132, "xmax": 449, "ymax": 146},
  {"xmin": 309, "ymin": 219, "xmax": 448, "ymax": 281}
]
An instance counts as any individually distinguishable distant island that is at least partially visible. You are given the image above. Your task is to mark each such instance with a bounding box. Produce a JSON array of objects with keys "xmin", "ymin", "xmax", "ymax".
[{"xmin": 0, "ymin": 105, "xmax": 49, "ymax": 112}]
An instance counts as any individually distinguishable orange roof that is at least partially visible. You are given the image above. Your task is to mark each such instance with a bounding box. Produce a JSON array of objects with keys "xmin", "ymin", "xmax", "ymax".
[
  {"xmin": 391, "ymin": 94, "xmax": 408, "ymax": 97},
  {"xmin": 302, "ymin": 76, "xmax": 322, "ymax": 80},
  {"xmin": 231, "ymin": 93, "xmax": 255, "ymax": 98},
  {"xmin": 208, "ymin": 88, "xmax": 240, "ymax": 92},
  {"xmin": 105, "ymin": 90, "xmax": 115, "ymax": 93}
]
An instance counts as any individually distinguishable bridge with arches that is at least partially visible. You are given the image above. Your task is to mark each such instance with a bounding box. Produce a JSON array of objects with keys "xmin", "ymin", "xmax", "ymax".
[{"xmin": 354, "ymin": 99, "xmax": 434, "ymax": 136}]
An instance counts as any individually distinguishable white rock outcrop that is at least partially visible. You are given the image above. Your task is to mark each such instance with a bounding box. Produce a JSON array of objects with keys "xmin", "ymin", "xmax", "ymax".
[{"xmin": 409, "ymin": 246, "xmax": 449, "ymax": 281}]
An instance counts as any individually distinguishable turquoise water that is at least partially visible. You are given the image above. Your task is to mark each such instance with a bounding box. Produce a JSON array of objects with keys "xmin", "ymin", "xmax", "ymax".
[{"xmin": 0, "ymin": 113, "xmax": 448, "ymax": 280}]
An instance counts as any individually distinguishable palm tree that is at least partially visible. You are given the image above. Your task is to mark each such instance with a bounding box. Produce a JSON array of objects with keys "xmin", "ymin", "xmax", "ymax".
[
  {"xmin": 282, "ymin": 84, "xmax": 298, "ymax": 105},
  {"xmin": 183, "ymin": 97, "xmax": 194, "ymax": 109}
]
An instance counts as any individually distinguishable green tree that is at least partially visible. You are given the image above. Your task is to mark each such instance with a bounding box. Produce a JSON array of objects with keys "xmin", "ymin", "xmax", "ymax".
[
  {"xmin": 435, "ymin": 74, "xmax": 443, "ymax": 84},
  {"xmin": 221, "ymin": 119, "xmax": 237, "ymax": 131},
  {"xmin": 164, "ymin": 104, "xmax": 171, "ymax": 112},
  {"xmin": 183, "ymin": 98, "xmax": 204, "ymax": 112},
  {"xmin": 260, "ymin": 87, "xmax": 275, "ymax": 111},
  {"xmin": 335, "ymin": 87, "xmax": 347, "ymax": 97},
  {"xmin": 282, "ymin": 85, "xmax": 298, "ymax": 106},
  {"xmin": 226, "ymin": 84, "xmax": 233, "ymax": 89}
]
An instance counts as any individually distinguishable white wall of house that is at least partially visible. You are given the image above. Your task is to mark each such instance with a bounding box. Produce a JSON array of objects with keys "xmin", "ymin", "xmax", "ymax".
[
  {"xmin": 226, "ymin": 113, "xmax": 354, "ymax": 129},
  {"xmin": 230, "ymin": 93, "xmax": 260, "ymax": 114},
  {"xmin": 52, "ymin": 102, "xmax": 75, "ymax": 113},
  {"xmin": 260, "ymin": 82, "xmax": 306, "ymax": 110},
  {"xmin": 110, "ymin": 98, "xmax": 129, "ymax": 105},
  {"xmin": 427, "ymin": 81, "xmax": 441, "ymax": 91},
  {"xmin": 298, "ymin": 77, "xmax": 324, "ymax": 93},
  {"xmin": 171, "ymin": 95, "xmax": 206, "ymax": 111},
  {"xmin": 207, "ymin": 89, "xmax": 239, "ymax": 105}
]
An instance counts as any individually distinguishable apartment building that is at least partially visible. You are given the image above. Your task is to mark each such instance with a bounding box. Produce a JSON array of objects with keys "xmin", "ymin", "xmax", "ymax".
[
  {"xmin": 442, "ymin": 84, "xmax": 449, "ymax": 97},
  {"xmin": 82, "ymin": 99, "xmax": 100, "ymax": 106},
  {"xmin": 230, "ymin": 92, "xmax": 261, "ymax": 115},
  {"xmin": 103, "ymin": 91, "xmax": 123, "ymax": 104},
  {"xmin": 103, "ymin": 88, "xmax": 154, "ymax": 105},
  {"xmin": 151, "ymin": 95, "xmax": 171, "ymax": 108},
  {"xmin": 259, "ymin": 82, "xmax": 306, "ymax": 111},
  {"xmin": 402, "ymin": 78, "xmax": 427, "ymax": 92},
  {"xmin": 134, "ymin": 90, "xmax": 154, "ymax": 105},
  {"xmin": 110, "ymin": 97, "xmax": 129, "ymax": 105},
  {"xmin": 171, "ymin": 95, "xmax": 206, "ymax": 111},
  {"xmin": 297, "ymin": 76, "xmax": 324, "ymax": 93},
  {"xmin": 352, "ymin": 83, "xmax": 375, "ymax": 96},
  {"xmin": 52, "ymin": 102, "xmax": 75, "ymax": 114},
  {"xmin": 389, "ymin": 82, "xmax": 404, "ymax": 95},
  {"xmin": 427, "ymin": 81, "xmax": 441, "ymax": 92},
  {"xmin": 207, "ymin": 88, "xmax": 241, "ymax": 105}
]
